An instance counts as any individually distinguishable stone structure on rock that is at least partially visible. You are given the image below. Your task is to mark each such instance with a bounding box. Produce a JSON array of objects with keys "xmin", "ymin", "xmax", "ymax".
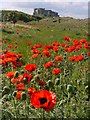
[{"xmin": 33, "ymin": 8, "xmax": 59, "ymax": 17}]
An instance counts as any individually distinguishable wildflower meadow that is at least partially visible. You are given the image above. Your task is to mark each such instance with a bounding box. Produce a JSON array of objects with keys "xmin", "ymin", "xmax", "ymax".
[{"xmin": 0, "ymin": 16, "xmax": 90, "ymax": 119}]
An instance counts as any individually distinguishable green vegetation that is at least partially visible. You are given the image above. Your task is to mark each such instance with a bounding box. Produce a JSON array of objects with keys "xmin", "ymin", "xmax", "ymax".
[
  {"xmin": 0, "ymin": 11, "xmax": 89, "ymax": 119},
  {"xmin": 1, "ymin": 10, "xmax": 44, "ymax": 24}
]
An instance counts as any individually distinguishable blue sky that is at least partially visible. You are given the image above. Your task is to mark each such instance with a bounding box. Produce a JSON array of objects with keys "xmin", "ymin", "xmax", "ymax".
[{"xmin": 0, "ymin": 0, "xmax": 89, "ymax": 19}]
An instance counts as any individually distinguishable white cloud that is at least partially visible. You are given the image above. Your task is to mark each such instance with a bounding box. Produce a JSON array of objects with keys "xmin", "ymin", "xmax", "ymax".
[{"xmin": 0, "ymin": 0, "xmax": 89, "ymax": 2}]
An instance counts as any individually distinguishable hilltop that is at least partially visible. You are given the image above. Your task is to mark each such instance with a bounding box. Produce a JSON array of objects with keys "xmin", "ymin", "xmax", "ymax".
[{"xmin": 1, "ymin": 10, "xmax": 44, "ymax": 23}]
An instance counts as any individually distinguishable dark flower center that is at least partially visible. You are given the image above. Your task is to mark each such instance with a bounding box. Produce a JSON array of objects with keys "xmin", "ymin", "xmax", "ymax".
[{"xmin": 40, "ymin": 98, "xmax": 47, "ymax": 104}]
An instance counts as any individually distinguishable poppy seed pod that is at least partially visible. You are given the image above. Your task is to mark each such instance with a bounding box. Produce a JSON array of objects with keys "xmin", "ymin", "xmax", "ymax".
[
  {"xmin": 67, "ymin": 84, "xmax": 73, "ymax": 93},
  {"xmin": 2, "ymin": 90, "xmax": 6, "ymax": 96},
  {"xmin": 34, "ymin": 75, "xmax": 40, "ymax": 81},
  {"xmin": 47, "ymin": 80, "xmax": 53, "ymax": 87},
  {"xmin": 14, "ymin": 71, "xmax": 19, "ymax": 78},
  {"xmin": 21, "ymin": 92, "xmax": 27, "ymax": 100},
  {"xmin": 3, "ymin": 86, "xmax": 10, "ymax": 94},
  {"xmin": 12, "ymin": 91, "xmax": 17, "ymax": 97},
  {"xmin": 44, "ymin": 85, "xmax": 49, "ymax": 90},
  {"xmin": 60, "ymin": 85, "xmax": 64, "ymax": 91},
  {"xmin": 55, "ymin": 78, "xmax": 60, "ymax": 85},
  {"xmin": 23, "ymin": 78, "xmax": 28, "ymax": 84},
  {"xmin": 8, "ymin": 94, "xmax": 12, "ymax": 100},
  {"xmin": 21, "ymin": 70, "xmax": 24, "ymax": 74},
  {"xmin": 37, "ymin": 70, "xmax": 41, "ymax": 74}
]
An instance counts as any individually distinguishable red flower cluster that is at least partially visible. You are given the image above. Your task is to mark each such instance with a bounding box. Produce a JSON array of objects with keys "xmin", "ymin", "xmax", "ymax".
[
  {"xmin": 32, "ymin": 44, "xmax": 42, "ymax": 49},
  {"xmin": 64, "ymin": 36, "xmax": 70, "ymax": 42},
  {"xmin": 1, "ymin": 51, "xmax": 22, "ymax": 68},
  {"xmin": 69, "ymin": 54, "xmax": 83, "ymax": 62}
]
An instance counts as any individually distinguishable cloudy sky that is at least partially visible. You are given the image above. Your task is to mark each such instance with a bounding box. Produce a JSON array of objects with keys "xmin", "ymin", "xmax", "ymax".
[{"xmin": 0, "ymin": 0, "xmax": 90, "ymax": 19}]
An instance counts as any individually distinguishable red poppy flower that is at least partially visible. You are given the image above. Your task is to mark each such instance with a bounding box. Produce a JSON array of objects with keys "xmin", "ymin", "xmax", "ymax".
[
  {"xmin": 31, "ymin": 54, "xmax": 39, "ymax": 59},
  {"xmin": 8, "ymin": 44, "xmax": 12, "ymax": 49},
  {"xmin": 73, "ymin": 39, "xmax": 80, "ymax": 47},
  {"xmin": 52, "ymin": 68, "xmax": 61, "ymax": 75},
  {"xmin": 6, "ymin": 71, "xmax": 15, "ymax": 78},
  {"xmin": 27, "ymin": 42, "xmax": 31, "ymax": 46},
  {"xmin": 28, "ymin": 87, "xmax": 35, "ymax": 96},
  {"xmin": 32, "ymin": 44, "xmax": 42, "ymax": 49},
  {"xmin": 44, "ymin": 61, "xmax": 55, "ymax": 69},
  {"xmin": 4, "ymin": 57, "xmax": 16, "ymax": 63},
  {"xmin": 68, "ymin": 46, "xmax": 76, "ymax": 52},
  {"xmin": 52, "ymin": 42, "xmax": 60, "ymax": 46},
  {"xmin": 30, "ymin": 90, "xmax": 56, "ymax": 112},
  {"xmin": 25, "ymin": 64, "xmax": 36, "ymax": 72},
  {"xmin": 53, "ymin": 46, "xmax": 58, "ymax": 52},
  {"xmin": 14, "ymin": 46, "xmax": 17, "ymax": 49},
  {"xmin": 11, "ymin": 77, "xmax": 17, "ymax": 83},
  {"xmin": 43, "ymin": 50, "xmax": 50, "ymax": 57},
  {"xmin": 3, "ymin": 40, "xmax": 7, "ymax": 43},
  {"xmin": 80, "ymin": 39, "xmax": 86, "ymax": 43},
  {"xmin": 87, "ymin": 52, "xmax": 90, "ymax": 56},
  {"xmin": 54, "ymin": 56, "xmax": 63, "ymax": 62},
  {"xmin": 16, "ymin": 83, "xmax": 25, "ymax": 91},
  {"xmin": 31, "ymin": 49, "xmax": 41, "ymax": 54},
  {"xmin": 64, "ymin": 36, "xmax": 70, "ymax": 42},
  {"xmin": 16, "ymin": 54, "xmax": 22, "ymax": 58},
  {"xmin": 17, "ymin": 75, "xmax": 23, "ymax": 82},
  {"xmin": 75, "ymin": 54, "xmax": 83, "ymax": 62},
  {"xmin": 23, "ymin": 73, "xmax": 33, "ymax": 83},
  {"xmin": 44, "ymin": 45, "xmax": 53, "ymax": 50},
  {"xmin": 39, "ymin": 80, "xmax": 46, "ymax": 87},
  {"xmin": 16, "ymin": 91, "xmax": 22, "ymax": 100},
  {"xmin": 69, "ymin": 55, "xmax": 76, "ymax": 61},
  {"xmin": 13, "ymin": 61, "xmax": 22, "ymax": 68},
  {"xmin": 15, "ymin": 41, "xmax": 18, "ymax": 44},
  {"xmin": 11, "ymin": 75, "xmax": 23, "ymax": 83},
  {"xmin": 84, "ymin": 42, "xmax": 90, "ymax": 49}
]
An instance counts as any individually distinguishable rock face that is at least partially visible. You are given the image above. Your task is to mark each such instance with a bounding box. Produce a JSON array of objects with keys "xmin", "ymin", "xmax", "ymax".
[{"xmin": 33, "ymin": 8, "xmax": 59, "ymax": 17}]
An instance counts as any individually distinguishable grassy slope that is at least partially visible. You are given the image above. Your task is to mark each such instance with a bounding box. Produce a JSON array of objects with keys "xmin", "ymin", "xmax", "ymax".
[{"xmin": 1, "ymin": 17, "xmax": 89, "ymax": 118}]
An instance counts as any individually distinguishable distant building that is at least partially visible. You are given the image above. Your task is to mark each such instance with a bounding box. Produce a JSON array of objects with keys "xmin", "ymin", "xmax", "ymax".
[{"xmin": 33, "ymin": 8, "xmax": 59, "ymax": 17}]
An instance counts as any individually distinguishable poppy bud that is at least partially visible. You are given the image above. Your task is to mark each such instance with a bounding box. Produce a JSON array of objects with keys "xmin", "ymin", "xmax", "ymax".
[
  {"xmin": 21, "ymin": 92, "xmax": 27, "ymax": 100},
  {"xmin": 55, "ymin": 78, "xmax": 60, "ymax": 85},
  {"xmin": 34, "ymin": 75, "xmax": 40, "ymax": 81},
  {"xmin": 85, "ymin": 85, "xmax": 88, "ymax": 90},
  {"xmin": 8, "ymin": 94, "xmax": 12, "ymax": 100},
  {"xmin": 2, "ymin": 90, "xmax": 5, "ymax": 96},
  {"xmin": 67, "ymin": 84, "xmax": 73, "ymax": 93},
  {"xmin": 3, "ymin": 86, "xmax": 10, "ymax": 94},
  {"xmin": 14, "ymin": 71, "xmax": 19, "ymax": 78},
  {"xmin": 37, "ymin": 70, "xmax": 41, "ymax": 74},
  {"xmin": 23, "ymin": 78, "xmax": 28, "ymax": 84},
  {"xmin": 60, "ymin": 85, "xmax": 64, "ymax": 91},
  {"xmin": 47, "ymin": 80, "xmax": 53, "ymax": 87},
  {"xmin": 21, "ymin": 70, "xmax": 24, "ymax": 74},
  {"xmin": 12, "ymin": 91, "xmax": 17, "ymax": 97},
  {"xmin": 44, "ymin": 85, "xmax": 49, "ymax": 90}
]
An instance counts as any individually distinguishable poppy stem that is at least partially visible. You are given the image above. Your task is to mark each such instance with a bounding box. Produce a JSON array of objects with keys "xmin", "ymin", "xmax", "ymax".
[{"xmin": 42, "ymin": 108, "xmax": 44, "ymax": 120}]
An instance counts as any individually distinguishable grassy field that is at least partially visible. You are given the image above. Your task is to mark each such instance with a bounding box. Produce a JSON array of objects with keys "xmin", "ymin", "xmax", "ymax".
[{"xmin": 0, "ymin": 17, "xmax": 90, "ymax": 119}]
